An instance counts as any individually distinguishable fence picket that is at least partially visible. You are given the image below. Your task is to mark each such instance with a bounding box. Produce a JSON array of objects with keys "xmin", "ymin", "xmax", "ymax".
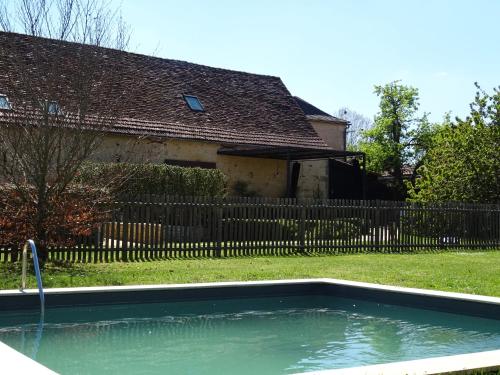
[{"xmin": 3, "ymin": 197, "xmax": 498, "ymax": 262}]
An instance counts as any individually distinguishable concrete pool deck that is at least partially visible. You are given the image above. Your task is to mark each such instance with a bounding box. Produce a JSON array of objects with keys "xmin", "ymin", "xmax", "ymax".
[
  {"xmin": 0, "ymin": 279, "xmax": 499, "ymax": 374},
  {"xmin": 0, "ymin": 341, "xmax": 56, "ymax": 374}
]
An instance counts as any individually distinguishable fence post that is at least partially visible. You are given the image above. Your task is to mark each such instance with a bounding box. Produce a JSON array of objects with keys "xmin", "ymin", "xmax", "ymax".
[
  {"xmin": 11, "ymin": 246, "xmax": 19, "ymax": 263},
  {"xmin": 216, "ymin": 200, "xmax": 223, "ymax": 257},
  {"xmin": 374, "ymin": 200, "xmax": 380, "ymax": 250},
  {"xmin": 299, "ymin": 203, "xmax": 306, "ymax": 253},
  {"xmin": 122, "ymin": 202, "xmax": 129, "ymax": 262}
]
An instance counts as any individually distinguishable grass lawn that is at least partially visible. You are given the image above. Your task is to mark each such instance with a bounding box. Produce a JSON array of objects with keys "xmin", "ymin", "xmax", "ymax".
[{"xmin": 1, "ymin": 250, "xmax": 499, "ymax": 296}]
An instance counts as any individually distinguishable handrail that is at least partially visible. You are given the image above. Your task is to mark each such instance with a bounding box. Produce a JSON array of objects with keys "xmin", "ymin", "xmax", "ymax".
[{"xmin": 21, "ymin": 240, "xmax": 45, "ymax": 315}]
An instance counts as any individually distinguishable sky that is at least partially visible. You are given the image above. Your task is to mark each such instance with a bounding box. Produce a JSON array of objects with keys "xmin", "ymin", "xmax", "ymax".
[{"xmin": 17, "ymin": 0, "xmax": 500, "ymax": 122}]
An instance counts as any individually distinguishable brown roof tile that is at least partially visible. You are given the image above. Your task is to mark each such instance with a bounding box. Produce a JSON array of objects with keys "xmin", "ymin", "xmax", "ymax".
[{"xmin": 0, "ymin": 32, "xmax": 329, "ymax": 150}]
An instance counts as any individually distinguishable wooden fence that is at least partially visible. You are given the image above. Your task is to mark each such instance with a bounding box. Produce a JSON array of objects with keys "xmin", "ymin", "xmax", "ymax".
[{"xmin": 1, "ymin": 196, "xmax": 499, "ymax": 262}]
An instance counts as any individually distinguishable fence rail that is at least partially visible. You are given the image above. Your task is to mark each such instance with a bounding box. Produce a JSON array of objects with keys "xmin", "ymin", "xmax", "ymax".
[{"xmin": 1, "ymin": 196, "xmax": 499, "ymax": 262}]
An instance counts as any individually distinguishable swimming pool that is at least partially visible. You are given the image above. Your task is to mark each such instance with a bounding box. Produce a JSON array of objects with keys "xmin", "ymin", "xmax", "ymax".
[{"xmin": 0, "ymin": 280, "xmax": 499, "ymax": 374}]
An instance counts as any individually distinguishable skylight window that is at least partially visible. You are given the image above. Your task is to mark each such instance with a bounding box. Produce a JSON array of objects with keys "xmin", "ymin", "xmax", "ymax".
[
  {"xmin": 0, "ymin": 95, "xmax": 12, "ymax": 110},
  {"xmin": 184, "ymin": 95, "xmax": 204, "ymax": 112},
  {"xmin": 47, "ymin": 101, "xmax": 62, "ymax": 115}
]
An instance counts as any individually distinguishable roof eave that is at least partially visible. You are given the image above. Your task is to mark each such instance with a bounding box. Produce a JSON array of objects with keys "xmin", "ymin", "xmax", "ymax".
[{"xmin": 306, "ymin": 114, "xmax": 348, "ymax": 124}]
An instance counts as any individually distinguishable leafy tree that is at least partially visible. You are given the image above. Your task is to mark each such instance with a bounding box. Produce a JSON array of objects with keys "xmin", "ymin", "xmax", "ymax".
[
  {"xmin": 358, "ymin": 81, "xmax": 430, "ymax": 198},
  {"xmin": 408, "ymin": 84, "xmax": 500, "ymax": 203}
]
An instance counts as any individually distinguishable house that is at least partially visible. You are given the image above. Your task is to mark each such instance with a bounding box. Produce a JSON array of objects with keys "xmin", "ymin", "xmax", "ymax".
[{"xmin": 0, "ymin": 31, "xmax": 364, "ymax": 198}]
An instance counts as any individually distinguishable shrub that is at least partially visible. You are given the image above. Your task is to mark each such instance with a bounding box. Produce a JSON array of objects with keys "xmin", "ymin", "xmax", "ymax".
[
  {"xmin": 401, "ymin": 203, "xmax": 494, "ymax": 241},
  {"xmin": 306, "ymin": 219, "xmax": 362, "ymax": 241},
  {"xmin": 76, "ymin": 162, "xmax": 227, "ymax": 198},
  {"xmin": 0, "ymin": 184, "xmax": 112, "ymax": 250}
]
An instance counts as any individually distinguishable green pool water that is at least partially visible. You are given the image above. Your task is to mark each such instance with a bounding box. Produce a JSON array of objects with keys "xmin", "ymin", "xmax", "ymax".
[{"xmin": 0, "ymin": 295, "xmax": 499, "ymax": 374}]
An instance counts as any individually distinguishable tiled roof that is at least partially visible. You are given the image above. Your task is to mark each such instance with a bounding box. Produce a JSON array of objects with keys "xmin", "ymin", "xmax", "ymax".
[
  {"xmin": 0, "ymin": 32, "xmax": 329, "ymax": 150},
  {"xmin": 294, "ymin": 96, "xmax": 347, "ymax": 123}
]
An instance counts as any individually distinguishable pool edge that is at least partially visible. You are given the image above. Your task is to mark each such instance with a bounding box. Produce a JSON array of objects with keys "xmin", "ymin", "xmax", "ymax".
[
  {"xmin": 297, "ymin": 349, "xmax": 500, "ymax": 375},
  {"xmin": 2, "ymin": 278, "xmax": 499, "ymax": 305}
]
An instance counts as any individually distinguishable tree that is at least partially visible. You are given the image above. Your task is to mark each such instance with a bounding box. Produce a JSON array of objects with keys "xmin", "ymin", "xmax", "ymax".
[
  {"xmin": 358, "ymin": 81, "xmax": 430, "ymax": 198},
  {"xmin": 0, "ymin": 0, "xmax": 132, "ymax": 261},
  {"xmin": 408, "ymin": 84, "xmax": 500, "ymax": 203},
  {"xmin": 335, "ymin": 107, "xmax": 373, "ymax": 149}
]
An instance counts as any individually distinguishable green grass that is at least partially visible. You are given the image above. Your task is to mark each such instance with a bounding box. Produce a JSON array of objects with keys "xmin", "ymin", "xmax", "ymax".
[{"xmin": 1, "ymin": 251, "xmax": 499, "ymax": 296}]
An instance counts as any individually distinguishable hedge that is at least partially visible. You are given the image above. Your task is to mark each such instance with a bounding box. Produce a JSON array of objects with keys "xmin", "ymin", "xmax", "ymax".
[
  {"xmin": 76, "ymin": 162, "xmax": 227, "ymax": 198},
  {"xmin": 306, "ymin": 219, "xmax": 363, "ymax": 241}
]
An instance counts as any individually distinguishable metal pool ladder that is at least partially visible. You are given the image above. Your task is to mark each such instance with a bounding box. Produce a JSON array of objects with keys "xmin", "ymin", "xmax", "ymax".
[{"xmin": 21, "ymin": 240, "xmax": 45, "ymax": 315}]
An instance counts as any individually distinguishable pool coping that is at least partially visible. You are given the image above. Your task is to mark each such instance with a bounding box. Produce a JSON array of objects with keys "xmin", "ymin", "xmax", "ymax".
[
  {"xmin": 1, "ymin": 279, "xmax": 499, "ymax": 375},
  {"xmin": 0, "ymin": 340, "xmax": 57, "ymax": 374},
  {"xmin": 3, "ymin": 278, "xmax": 500, "ymax": 304},
  {"xmin": 298, "ymin": 349, "xmax": 500, "ymax": 375}
]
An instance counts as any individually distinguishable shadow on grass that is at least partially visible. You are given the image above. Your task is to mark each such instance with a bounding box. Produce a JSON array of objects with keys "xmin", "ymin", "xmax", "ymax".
[
  {"xmin": 2, "ymin": 260, "xmax": 90, "ymax": 277},
  {"xmin": 3, "ymin": 247, "xmax": 498, "ymax": 266},
  {"xmin": 49, "ymin": 247, "xmax": 499, "ymax": 263}
]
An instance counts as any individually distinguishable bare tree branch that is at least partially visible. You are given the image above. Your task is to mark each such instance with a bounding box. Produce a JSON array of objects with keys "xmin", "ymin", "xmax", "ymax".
[
  {"xmin": 0, "ymin": 0, "xmax": 137, "ymax": 260},
  {"xmin": 0, "ymin": 0, "xmax": 12, "ymax": 31},
  {"xmin": 335, "ymin": 107, "xmax": 373, "ymax": 149}
]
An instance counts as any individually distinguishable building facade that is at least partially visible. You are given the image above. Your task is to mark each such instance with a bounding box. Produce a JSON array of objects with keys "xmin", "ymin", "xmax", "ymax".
[{"xmin": 0, "ymin": 31, "xmax": 360, "ymax": 198}]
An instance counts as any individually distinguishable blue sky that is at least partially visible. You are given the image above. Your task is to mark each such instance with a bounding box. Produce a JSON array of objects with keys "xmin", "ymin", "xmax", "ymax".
[
  {"xmin": 116, "ymin": 0, "xmax": 500, "ymax": 120},
  {"xmin": 111, "ymin": 1, "xmax": 497, "ymax": 121}
]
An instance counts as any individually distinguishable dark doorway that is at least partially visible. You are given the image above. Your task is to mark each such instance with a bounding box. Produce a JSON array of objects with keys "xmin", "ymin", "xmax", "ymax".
[
  {"xmin": 329, "ymin": 159, "xmax": 363, "ymax": 199},
  {"xmin": 289, "ymin": 162, "xmax": 301, "ymax": 198}
]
